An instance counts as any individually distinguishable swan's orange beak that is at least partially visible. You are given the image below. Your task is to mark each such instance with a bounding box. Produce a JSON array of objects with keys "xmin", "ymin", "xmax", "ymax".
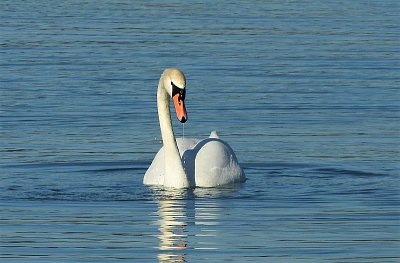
[{"xmin": 172, "ymin": 93, "xmax": 187, "ymax": 123}]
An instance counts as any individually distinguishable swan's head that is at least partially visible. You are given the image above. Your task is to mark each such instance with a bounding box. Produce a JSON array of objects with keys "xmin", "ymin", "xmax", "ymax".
[{"xmin": 162, "ymin": 68, "xmax": 188, "ymax": 123}]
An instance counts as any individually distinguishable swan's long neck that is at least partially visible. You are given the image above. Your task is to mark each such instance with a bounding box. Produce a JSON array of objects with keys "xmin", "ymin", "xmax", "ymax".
[{"xmin": 157, "ymin": 79, "xmax": 190, "ymax": 188}]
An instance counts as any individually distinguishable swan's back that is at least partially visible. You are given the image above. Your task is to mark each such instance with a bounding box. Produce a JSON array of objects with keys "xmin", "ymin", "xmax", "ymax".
[{"xmin": 144, "ymin": 135, "xmax": 245, "ymax": 187}]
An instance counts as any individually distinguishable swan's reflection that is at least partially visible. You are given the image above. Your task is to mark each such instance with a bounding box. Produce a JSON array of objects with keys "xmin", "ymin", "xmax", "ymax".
[
  {"xmin": 156, "ymin": 188, "xmax": 230, "ymax": 262},
  {"xmin": 157, "ymin": 200, "xmax": 187, "ymax": 262}
]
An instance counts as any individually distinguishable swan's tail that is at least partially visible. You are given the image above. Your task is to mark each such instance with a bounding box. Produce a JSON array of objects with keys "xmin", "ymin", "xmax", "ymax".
[{"xmin": 209, "ymin": 131, "xmax": 219, "ymax": 138}]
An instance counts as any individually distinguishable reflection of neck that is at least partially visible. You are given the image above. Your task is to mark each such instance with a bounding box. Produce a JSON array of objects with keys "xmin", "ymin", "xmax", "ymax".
[
  {"xmin": 157, "ymin": 78, "xmax": 189, "ymax": 188},
  {"xmin": 158, "ymin": 200, "xmax": 187, "ymax": 262}
]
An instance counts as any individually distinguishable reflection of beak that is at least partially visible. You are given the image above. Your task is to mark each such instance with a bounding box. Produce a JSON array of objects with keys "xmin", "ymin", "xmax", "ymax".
[{"xmin": 172, "ymin": 94, "xmax": 187, "ymax": 123}]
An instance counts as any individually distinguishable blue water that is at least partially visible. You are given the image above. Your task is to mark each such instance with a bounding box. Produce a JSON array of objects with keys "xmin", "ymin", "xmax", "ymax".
[{"xmin": 1, "ymin": 0, "xmax": 399, "ymax": 262}]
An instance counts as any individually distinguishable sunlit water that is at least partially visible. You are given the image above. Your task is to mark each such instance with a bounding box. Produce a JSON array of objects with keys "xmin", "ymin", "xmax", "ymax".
[{"xmin": 1, "ymin": 0, "xmax": 399, "ymax": 262}]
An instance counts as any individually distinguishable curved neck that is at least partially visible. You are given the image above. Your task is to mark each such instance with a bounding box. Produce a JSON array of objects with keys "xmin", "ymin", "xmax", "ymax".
[{"xmin": 157, "ymin": 78, "xmax": 189, "ymax": 188}]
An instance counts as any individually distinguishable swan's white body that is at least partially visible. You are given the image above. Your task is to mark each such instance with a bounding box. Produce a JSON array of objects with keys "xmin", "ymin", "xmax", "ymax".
[{"xmin": 143, "ymin": 68, "xmax": 245, "ymax": 188}]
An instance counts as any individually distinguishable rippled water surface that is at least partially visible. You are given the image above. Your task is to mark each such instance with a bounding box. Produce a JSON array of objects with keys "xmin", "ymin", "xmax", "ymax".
[{"xmin": 1, "ymin": 0, "xmax": 399, "ymax": 262}]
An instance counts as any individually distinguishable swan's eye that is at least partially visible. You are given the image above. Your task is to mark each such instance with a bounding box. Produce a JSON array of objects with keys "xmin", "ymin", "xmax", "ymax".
[{"xmin": 171, "ymin": 81, "xmax": 186, "ymax": 101}]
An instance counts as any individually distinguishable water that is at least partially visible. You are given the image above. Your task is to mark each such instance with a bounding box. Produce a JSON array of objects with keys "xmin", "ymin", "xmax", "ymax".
[{"xmin": 1, "ymin": 0, "xmax": 399, "ymax": 262}]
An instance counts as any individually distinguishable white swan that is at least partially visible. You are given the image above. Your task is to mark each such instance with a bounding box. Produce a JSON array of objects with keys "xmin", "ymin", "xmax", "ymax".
[{"xmin": 143, "ymin": 68, "xmax": 246, "ymax": 188}]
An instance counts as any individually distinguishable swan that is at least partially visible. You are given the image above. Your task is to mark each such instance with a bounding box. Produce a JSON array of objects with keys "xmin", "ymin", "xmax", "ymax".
[{"xmin": 143, "ymin": 68, "xmax": 246, "ymax": 188}]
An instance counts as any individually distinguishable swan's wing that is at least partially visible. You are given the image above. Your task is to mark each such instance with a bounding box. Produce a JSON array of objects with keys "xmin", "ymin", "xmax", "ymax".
[
  {"xmin": 192, "ymin": 138, "xmax": 245, "ymax": 187},
  {"xmin": 176, "ymin": 138, "xmax": 199, "ymax": 157}
]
